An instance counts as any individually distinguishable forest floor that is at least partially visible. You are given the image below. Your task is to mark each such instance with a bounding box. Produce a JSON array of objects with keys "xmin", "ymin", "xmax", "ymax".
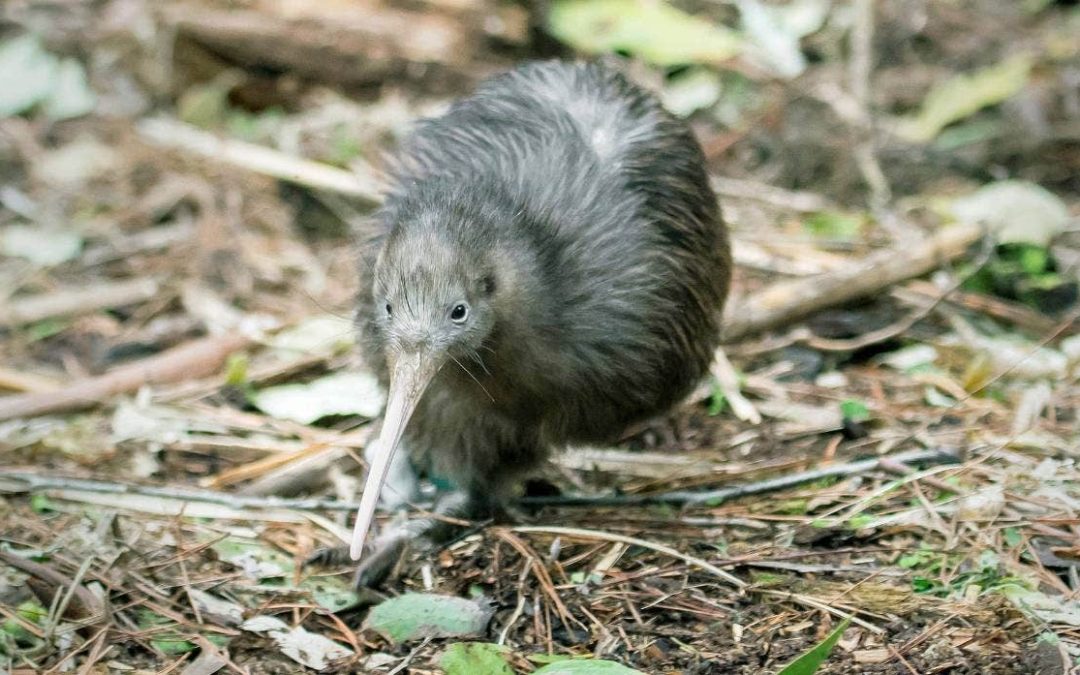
[{"xmin": 1, "ymin": 0, "xmax": 1079, "ymax": 673}]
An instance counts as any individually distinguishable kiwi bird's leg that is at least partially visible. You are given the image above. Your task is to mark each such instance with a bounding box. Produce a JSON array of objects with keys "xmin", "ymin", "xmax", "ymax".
[
  {"xmin": 353, "ymin": 490, "xmax": 493, "ymax": 589},
  {"xmin": 302, "ymin": 438, "xmax": 420, "ymax": 569}
]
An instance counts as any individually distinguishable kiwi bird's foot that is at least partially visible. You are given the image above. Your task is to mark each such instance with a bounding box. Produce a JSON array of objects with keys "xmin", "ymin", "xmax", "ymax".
[
  {"xmin": 304, "ymin": 543, "xmax": 353, "ymax": 568},
  {"xmin": 307, "ymin": 490, "xmax": 508, "ymax": 591},
  {"xmin": 353, "ymin": 530, "xmax": 421, "ymax": 588}
]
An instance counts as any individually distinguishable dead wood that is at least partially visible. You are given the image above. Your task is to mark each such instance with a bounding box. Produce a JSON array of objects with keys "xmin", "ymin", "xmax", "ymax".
[
  {"xmin": 1, "ymin": 278, "xmax": 161, "ymax": 328},
  {"xmin": 0, "ymin": 332, "xmax": 254, "ymax": 421},
  {"xmin": 520, "ymin": 447, "xmax": 960, "ymax": 507},
  {"xmin": 721, "ymin": 221, "xmax": 986, "ymax": 342},
  {"xmin": 136, "ymin": 117, "xmax": 382, "ymax": 203},
  {"xmin": 164, "ymin": 2, "xmax": 523, "ymax": 88},
  {"xmin": 135, "ymin": 117, "xmax": 992, "ymax": 350},
  {"xmin": 0, "ymin": 550, "xmax": 110, "ymax": 632}
]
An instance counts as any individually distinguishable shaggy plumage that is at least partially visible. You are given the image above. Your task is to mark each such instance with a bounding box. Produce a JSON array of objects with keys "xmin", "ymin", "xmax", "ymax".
[{"xmin": 349, "ymin": 59, "xmax": 730, "ymax": 583}]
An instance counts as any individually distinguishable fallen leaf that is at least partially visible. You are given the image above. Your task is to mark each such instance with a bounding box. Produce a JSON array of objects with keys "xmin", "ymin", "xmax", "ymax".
[
  {"xmin": 188, "ymin": 589, "xmax": 245, "ymax": 627},
  {"xmin": 951, "ymin": 180, "xmax": 1069, "ymax": 247},
  {"xmin": 253, "ymin": 371, "xmax": 385, "ymax": 424},
  {"xmin": 776, "ymin": 618, "xmax": 851, "ymax": 675},
  {"xmin": 211, "ymin": 537, "xmax": 294, "ymax": 579},
  {"xmin": 877, "ymin": 344, "xmax": 938, "ymax": 372},
  {"xmin": 1, "ymin": 225, "xmax": 82, "ymax": 266},
  {"xmin": 736, "ymin": 0, "xmax": 829, "ymax": 78},
  {"xmin": 547, "ymin": 0, "xmax": 742, "ymax": 67},
  {"xmin": 241, "ymin": 615, "xmax": 353, "ymax": 670},
  {"xmin": 661, "ymin": 68, "xmax": 723, "ymax": 117},
  {"xmin": 365, "ymin": 593, "xmax": 494, "ymax": 643},
  {"xmin": 1000, "ymin": 586, "xmax": 1080, "ymax": 627},
  {"xmin": 895, "ymin": 54, "xmax": 1032, "ymax": 142},
  {"xmin": 270, "ymin": 315, "xmax": 356, "ymax": 357},
  {"xmin": 0, "ymin": 34, "xmax": 57, "ymax": 117},
  {"xmin": 533, "ymin": 659, "xmax": 644, "ymax": 674},
  {"xmin": 440, "ymin": 642, "xmax": 514, "ymax": 675},
  {"xmin": 43, "ymin": 57, "xmax": 95, "ymax": 120}
]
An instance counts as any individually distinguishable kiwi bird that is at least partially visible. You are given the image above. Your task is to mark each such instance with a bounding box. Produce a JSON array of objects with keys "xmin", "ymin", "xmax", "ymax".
[{"xmin": 345, "ymin": 59, "xmax": 731, "ymax": 584}]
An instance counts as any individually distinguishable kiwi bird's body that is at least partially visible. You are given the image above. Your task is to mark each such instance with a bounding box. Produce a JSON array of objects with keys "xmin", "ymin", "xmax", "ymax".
[{"xmin": 353, "ymin": 60, "xmax": 730, "ymax": 547}]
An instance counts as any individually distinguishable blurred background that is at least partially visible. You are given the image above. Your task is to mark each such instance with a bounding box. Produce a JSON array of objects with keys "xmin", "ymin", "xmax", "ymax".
[{"xmin": 1, "ymin": 0, "xmax": 1080, "ymax": 673}]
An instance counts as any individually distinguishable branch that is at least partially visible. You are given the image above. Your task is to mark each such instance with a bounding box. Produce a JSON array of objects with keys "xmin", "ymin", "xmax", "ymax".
[
  {"xmin": 0, "ymin": 332, "xmax": 254, "ymax": 421},
  {"xmin": 519, "ymin": 448, "xmax": 961, "ymax": 507},
  {"xmin": 721, "ymin": 221, "xmax": 985, "ymax": 342},
  {"xmin": 1, "ymin": 278, "xmax": 161, "ymax": 328},
  {"xmin": 0, "ymin": 470, "xmax": 362, "ymax": 512},
  {"xmin": 136, "ymin": 118, "xmax": 382, "ymax": 203}
]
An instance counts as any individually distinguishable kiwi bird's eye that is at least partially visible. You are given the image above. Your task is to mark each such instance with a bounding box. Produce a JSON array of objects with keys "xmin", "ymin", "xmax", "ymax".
[
  {"xmin": 385, "ymin": 303, "xmax": 393, "ymax": 317},
  {"xmin": 450, "ymin": 303, "xmax": 469, "ymax": 323}
]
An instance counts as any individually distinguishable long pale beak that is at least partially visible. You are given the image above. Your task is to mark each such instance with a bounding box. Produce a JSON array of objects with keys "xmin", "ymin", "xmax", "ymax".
[{"xmin": 349, "ymin": 348, "xmax": 443, "ymax": 561}]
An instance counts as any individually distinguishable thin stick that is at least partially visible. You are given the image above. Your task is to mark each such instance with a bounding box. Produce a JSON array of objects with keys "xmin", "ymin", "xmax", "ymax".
[
  {"xmin": 509, "ymin": 525, "xmax": 883, "ymax": 633},
  {"xmin": 721, "ymin": 221, "xmax": 984, "ymax": 342},
  {"xmin": 0, "ymin": 332, "xmax": 253, "ymax": 421},
  {"xmin": 0, "ymin": 470, "xmax": 365, "ymax": 512},
  {"xmin": 519, "ymin": 448, "xmax": 960, "ymax": 507},
  {"xmin": 1, "ymin": 278, "xmax": 161, "ymax": 328},
  {"xmin": 136, "ymin": 118, "xmax": 382, "ymax": 204}
]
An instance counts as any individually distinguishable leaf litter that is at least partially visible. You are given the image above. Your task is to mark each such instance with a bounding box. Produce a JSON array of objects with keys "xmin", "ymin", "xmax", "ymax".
[{"xmin": 0, "ymin": 0, "xmax": 1078, "ymax": 673}]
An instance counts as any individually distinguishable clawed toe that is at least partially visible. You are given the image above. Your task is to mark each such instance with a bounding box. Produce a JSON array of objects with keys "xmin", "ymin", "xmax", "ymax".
[
  {"xmin": 353, "ymin": 535, "xmax": 411, "ymax": 589},
  {"xmin": 305, "ymin": 544, "xmax": 353, "ymax": 568}
]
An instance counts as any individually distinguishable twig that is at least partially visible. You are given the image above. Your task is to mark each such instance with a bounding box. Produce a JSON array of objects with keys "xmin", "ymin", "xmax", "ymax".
[
  {"xmin": 721, "ymin": 221, "xmax": 984, "ymax": 342},
  {"xmin": 0, "ymin": 551, "xmax": 109, "ymax": 631},
  {"xmin": 136, "ymin": 118, "xmax": 382, "ymax": 204},
  {"xmin": 800, "ymin": 233, "xmax": 993, "ymax": 352},
  {"xmin": 895, "ymin": 280, "xmax": 1062, "ymax": 336},
  {"xmin": 510, "ymin": 525, "xmax": 883, "ymax": 633},
  {"xmin": 710, "ymin": 347, "xmax": 761, "ymax": 423},
  {"xmin": 0, "ymin": 332, "xmax": 254, "ymax": 421},
  {"xmin": 0, "ymin": 278, "xmax": 161, "ymax": 328},
  {"xmin": 0, "ymin": 367, "xmax": 60, "ymax": 393},
  {"xmin": 849, "ymin": 0, "xmax": 892, "ymax": 212},
  {"xmin": 519, "ymin": 448, "xmax": 960, "ymax": 507},
  {"xmin": 0, "ymin": 470, "xmax": 367, "ymax": 512},
  {"xmin": 710, "ymin": 177, "xmax": 837, "ymax": 213}
]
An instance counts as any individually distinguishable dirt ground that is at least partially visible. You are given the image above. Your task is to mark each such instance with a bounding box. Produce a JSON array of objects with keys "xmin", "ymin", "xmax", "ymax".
[{"xmin": 1, "ymin": 0, "xmax": 1079, "ymax": 673}]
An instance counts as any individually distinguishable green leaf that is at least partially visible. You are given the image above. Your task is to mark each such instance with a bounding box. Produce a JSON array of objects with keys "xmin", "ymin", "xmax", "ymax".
[
  {"xmin": 534, "ymin": 659, "xmax": 644, "ymax": 674},
  {"xmin": 775, "ymin": 618, "xmax": 850, "ymax": 675},
  {"xmin": 299, "ymin": 575, "xmax": 361, "ymax": 614},
  {"xmin": 441, "ymin": 643, "xmax": 514, "ymax": 675},
  {"xmin": 839, "ymin": 399, "xmax": 870, "ymax": 423},
  {"xmin": 1002, "ymin": 527, "xmax": 1023, "ymax": 549},
  {"xmin": 42, "ymin": 58, "xmax": 95, "ymax": 120},
  {"xmin": 0, "ymin": 34, "xmax": 58, "ymax": 117},
  {"xmin": 547, "ymin": 0, "xmax": 741, "ymax": 67},
  {"xmin": 804, "ymin": 211, "xmax": 865, "ymax": 241},
  {"xmin": 25, "ymin": 318, "xmax": 68, "ymax": 343},
  {"xmin": 365, "ymin": 593, "xmax": 494, "ymax": 644},
  {"xmin": 951, "ymin": 181, "xmax": 1069, "ymax": 248},
  {"xmin": 177, "ymin": 71, "xmax": 243, "ymax": 129},
  {"xmin": 846, "ymin": 514, "xmax": 873, "ymax": 530},
  {"xmin": 895, "ymin": 54, "xmax": 1032, "ymax": 143},
  {"xmin": 30, "ymin": 494, "xmax": 54, "ymax": 513},
  {"xmin": 211, "ymin": 537, "xmax": 294, "ymax": 579},
  {"xmin": 224, "ymin": 353, "xmax": 249, "ymax": 387},
  {"xmin": 707, "ymin": 379, "xmax": 728, "ymax": 416},
  {"xmin": 529, "ymin": 654, "xmax": 576, "ymax": 665},
  {"xmin": 151, "ymin": 636, "xmax": 196, "ymax": 655}
]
